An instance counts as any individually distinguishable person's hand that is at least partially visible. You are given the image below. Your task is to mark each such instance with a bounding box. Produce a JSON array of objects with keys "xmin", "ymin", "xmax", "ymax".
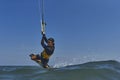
[{"xmin": 41, "ymin": 31, "xmax": 45, "ymax": 35}]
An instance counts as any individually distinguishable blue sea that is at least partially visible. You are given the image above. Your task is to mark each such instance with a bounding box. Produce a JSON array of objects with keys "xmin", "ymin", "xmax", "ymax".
[{"xmin": 0, "ymin": 60, "xmax": 120, "ymax": 80}]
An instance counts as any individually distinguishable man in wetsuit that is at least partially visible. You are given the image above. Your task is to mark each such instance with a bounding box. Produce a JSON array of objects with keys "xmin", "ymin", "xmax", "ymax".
[{"xmin": 29, "ymin": 32, "xmax": 55, "ymax": 68}]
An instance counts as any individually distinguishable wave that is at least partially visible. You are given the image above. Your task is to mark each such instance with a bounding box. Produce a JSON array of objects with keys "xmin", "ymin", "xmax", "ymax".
[{"xmin": 0, "ymin": 60, "xmax": 120, "ymax": 80}]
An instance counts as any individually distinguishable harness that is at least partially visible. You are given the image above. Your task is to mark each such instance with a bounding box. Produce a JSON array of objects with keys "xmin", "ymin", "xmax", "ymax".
[{"xmin": 41, "ymin": 50, "xmax": 51, "ymax": 59}]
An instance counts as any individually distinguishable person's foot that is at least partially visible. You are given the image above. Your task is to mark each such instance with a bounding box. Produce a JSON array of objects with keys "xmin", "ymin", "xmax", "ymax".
[
  {"xmin": 43, "ymin": 64, "xmax": 50, "ymax": 69},
  {"xmin": 29, "ymin": 54, "xmax": 35, "ymax": 57},
  {"xmin": 29, "ymin": 54, "xmax": 37, "ymax": 60}
]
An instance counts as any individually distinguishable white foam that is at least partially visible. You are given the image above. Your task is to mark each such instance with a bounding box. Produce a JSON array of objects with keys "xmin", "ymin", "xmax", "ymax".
[{"xmin": 51, "ymin": 56, "xmax": 92, "ymax": 68}]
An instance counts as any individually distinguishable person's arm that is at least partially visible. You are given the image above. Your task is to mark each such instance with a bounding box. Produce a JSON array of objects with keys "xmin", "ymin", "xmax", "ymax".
[
  {"xmin": 41, "ymin": 36, "xmax": 47, "ymax": 48},
  {"xmin": 41, "ymin": 31, "xmax": 48, "ymax": 43},
  {"xmin": 42, "ymin": 34, "xmax": 48, "ymax": 43}
]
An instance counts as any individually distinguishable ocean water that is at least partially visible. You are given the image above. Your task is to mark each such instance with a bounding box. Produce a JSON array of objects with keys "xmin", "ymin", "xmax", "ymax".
[{"xmin": 0, "ymin": 60, "xmax": 120, "ymax": 80}]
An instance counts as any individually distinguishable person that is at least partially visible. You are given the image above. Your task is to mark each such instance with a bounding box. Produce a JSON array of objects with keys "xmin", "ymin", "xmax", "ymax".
[{"xmin": 29, "ymin": 32, "xmax": 55, "ymax": 68}]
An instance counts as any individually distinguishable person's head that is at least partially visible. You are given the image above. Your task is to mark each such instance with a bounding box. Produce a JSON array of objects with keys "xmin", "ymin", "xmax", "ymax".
[{"xmin": 47, "ymin": 38, "xmax": 54, "ymax": 47}]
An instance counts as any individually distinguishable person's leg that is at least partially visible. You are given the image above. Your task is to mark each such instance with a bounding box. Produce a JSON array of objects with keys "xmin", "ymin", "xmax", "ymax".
[
  {"xmin": 29, "ymin": 54, "xmax": 41, "ymax": 62},
  {"xmin": 35, "ymin": 54, "xmax": 41, "ymax": 62},
  {"xmin": 42, "ymin": 59, "xmax": 50, "ymax": 68}
]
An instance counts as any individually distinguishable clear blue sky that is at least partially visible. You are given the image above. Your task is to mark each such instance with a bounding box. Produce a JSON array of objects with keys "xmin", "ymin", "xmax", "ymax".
[{"xmin": 0, "ymin": 0, "xmax": 120, "ymax": 65}]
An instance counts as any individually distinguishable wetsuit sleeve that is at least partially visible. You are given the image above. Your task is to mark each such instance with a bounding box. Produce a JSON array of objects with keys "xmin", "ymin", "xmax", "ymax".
[
  {"xmin": 41, "ymin": 35, "xmax": 49, "ymax": 50},
  {"xmin": 41, "ymin": 36, "xmax": 47, "ymax": 48},
  {"xmin": 42, "ymin": 34, "xmax": 48, "ymax": 43}
]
